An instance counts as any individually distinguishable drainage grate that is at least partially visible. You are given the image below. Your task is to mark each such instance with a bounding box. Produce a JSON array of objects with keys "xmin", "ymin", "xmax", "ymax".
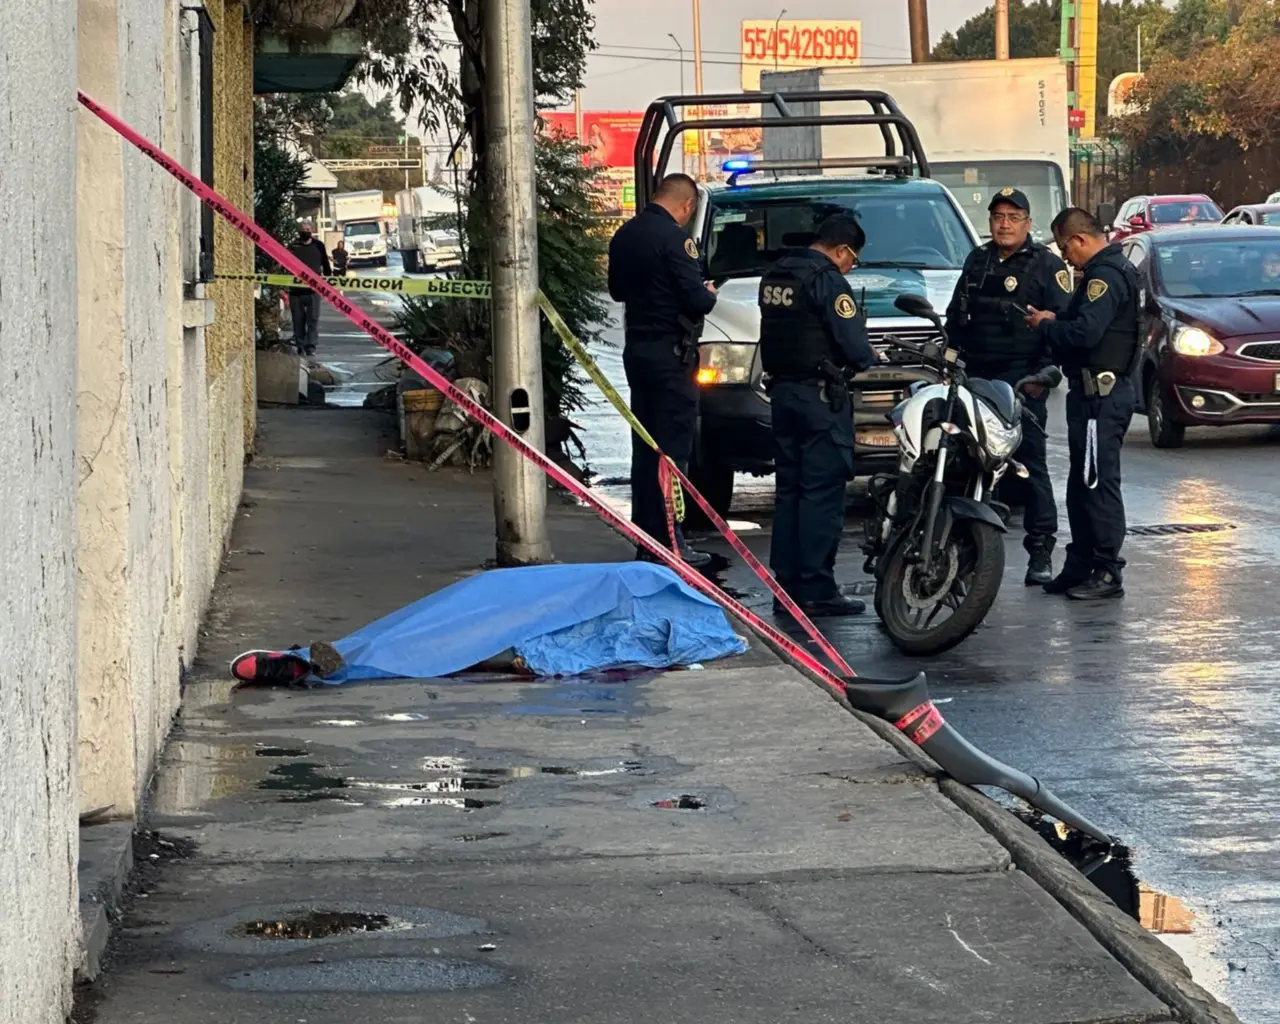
[{"xmin": 1128, "ymin": 522, "xmax": 1236, "ymax": 537}]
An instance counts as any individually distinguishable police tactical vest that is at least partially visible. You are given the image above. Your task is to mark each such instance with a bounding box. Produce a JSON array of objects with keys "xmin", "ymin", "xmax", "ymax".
[
  {"xmin": 759, "ymin": 258, "xmax": 843, "ymax": 378},
  {"xmin": 1087, "ymin": 257, "xmax": 1141, "ymax": 374},
  {"xmin": 961, "ymin": 245, "xmax": 1043, "ymax": 368}
]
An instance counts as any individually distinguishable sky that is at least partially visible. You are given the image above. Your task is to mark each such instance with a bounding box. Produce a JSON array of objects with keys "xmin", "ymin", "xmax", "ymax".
[{"xmin": 574, "ymin": 0, "xmax": 995, "ymax": 111}]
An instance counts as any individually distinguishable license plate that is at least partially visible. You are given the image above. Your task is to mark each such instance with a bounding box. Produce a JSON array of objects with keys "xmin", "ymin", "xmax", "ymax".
[{"xmin": 858, "ymin": 427, "xmax": 898, "ymax": 448}]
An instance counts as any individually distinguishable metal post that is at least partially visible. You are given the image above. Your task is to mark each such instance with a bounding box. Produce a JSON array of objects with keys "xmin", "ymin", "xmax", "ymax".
[
  {"xmin": 668, "ymin": 34, "xmax": 687, "ymax": 175},
  {"xmin": 773, "ymin": 8, "xmax": 787, "ymax": 70},
  {"xmin": 995, "ymin": 0, "xmax": 1010, "ymax": 60},
  {"xmin": 484, "ymin": 0, "xmax": 552, "ymax": 565},
  {"xmin": 692, "ymin": 0, "xmax": 706, "ymax": 180},
  {"xmin": 908, "ymin": 0, "xmax": 930, "ymax": 63},
  {"xmin": 404, "ymin": 132, "xmax": 410, "ymax": 191}
]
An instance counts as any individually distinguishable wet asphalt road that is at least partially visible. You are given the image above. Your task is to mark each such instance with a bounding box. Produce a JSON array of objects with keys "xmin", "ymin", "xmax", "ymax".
[{"xmin": 577, "ymin": 301, "xmax": 1280, "ymax": 1023}]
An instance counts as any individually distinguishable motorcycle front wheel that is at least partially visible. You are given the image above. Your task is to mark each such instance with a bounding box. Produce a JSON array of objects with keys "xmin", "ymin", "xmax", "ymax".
[{"xmin": 877, "ymin": 520, "xmax": 1005, "ymax": 656}]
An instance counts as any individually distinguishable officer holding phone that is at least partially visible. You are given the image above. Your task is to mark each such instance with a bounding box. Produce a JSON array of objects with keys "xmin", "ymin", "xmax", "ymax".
[
  {"xmin": 945, "ymin": 188, "xmax": 1072, "ymax": 585},
  {"xmin": 1026, "ymin": 207, "xmax": 1140, "ymax": 601}
]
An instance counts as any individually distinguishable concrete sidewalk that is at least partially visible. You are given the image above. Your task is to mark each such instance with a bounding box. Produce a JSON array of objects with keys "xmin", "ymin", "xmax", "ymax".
[{"xmin": 77, "ymin": 406, "xmax": 1195, "ymax": 1024}]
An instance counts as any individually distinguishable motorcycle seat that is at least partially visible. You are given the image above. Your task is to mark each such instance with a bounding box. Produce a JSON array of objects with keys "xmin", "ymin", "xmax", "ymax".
[{"xmin": 841, "ymin": 671, "xmax": 931, "ymax": 722}]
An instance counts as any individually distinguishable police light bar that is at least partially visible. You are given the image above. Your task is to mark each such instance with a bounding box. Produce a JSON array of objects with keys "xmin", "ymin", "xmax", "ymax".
[{"xmin": 722, "ymin": 158, "xmax": 753, "ymax": 172}]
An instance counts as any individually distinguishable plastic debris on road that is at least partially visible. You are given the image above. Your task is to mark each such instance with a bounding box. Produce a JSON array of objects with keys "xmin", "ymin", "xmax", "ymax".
[{"xmin": 296, "ymin": 562, "xmax": 747, "ymax": 683}]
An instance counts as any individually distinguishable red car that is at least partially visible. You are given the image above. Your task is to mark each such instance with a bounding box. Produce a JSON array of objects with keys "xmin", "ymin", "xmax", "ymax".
[
  {"xmin": 1108, "ymin": 194, "xmax": 1223, "ymax": 242},
  {"xmin": 1123, "ymin": 226, "xmax": 1280, "ymax": 447}
]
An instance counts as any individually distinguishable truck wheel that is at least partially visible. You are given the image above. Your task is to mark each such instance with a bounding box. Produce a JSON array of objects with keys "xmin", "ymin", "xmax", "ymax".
[
  {"xmin": 684, "ymin": 449, "xmax": 734, "ymax": 530},
  {"xmin": 1147, "ymin": 381, "xmax": 1185, "ymax": 449},
  {"xmin": 402, "ymin": 250, "xmax": 421, "ymax": 274}
]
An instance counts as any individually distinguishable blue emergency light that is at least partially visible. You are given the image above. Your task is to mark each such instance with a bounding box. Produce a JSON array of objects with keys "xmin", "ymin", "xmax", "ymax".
[{"xmin": 722, "ymin": 158, "xmax": 753, "ymax": 172}]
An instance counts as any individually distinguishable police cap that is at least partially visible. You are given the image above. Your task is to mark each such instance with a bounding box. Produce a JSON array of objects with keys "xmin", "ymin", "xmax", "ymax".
[
  {"xmin": 989, "ymin": 188, "xmax": 1031, "ymax": 214},
  {"xmin": 814, "ymin": 214, "xmax": 866, "ymax": 252}
]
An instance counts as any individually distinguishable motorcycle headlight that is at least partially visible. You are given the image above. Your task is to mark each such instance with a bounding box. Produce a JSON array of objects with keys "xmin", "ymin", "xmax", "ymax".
[
  {"xmin": 1171, "ymin": 325, "xmax": 1224, "ymax": 357},
  {"xmin": 696, "ymin": 342, "xmax": 755, "ymax": 386},
  {"xmin": 977, "ymin": 400, "xmax": 1022, "ymax": 461}
]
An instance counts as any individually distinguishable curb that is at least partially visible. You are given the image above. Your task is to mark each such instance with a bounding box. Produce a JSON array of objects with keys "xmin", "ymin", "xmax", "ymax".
[
  {"xmin": 741, "ymin": 626, "xmax": 1242, "ymax": 1024},
  {"xmin": 76, "ymin": 821, "xmax": 134, "ymax": 981}
]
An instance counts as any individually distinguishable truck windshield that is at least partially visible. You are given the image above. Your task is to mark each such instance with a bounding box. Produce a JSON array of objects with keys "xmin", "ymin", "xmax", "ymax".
[
  {"xmin": 344, "ymin": 222, "xmax": 382, "ymax": 237},
  {"xmin": 705, "ymin": 191, "xmax": 973, "ymax": 279},
  {"xmin": 929, "ymin": 161, "xmax": 1067, "ymax": 244}
]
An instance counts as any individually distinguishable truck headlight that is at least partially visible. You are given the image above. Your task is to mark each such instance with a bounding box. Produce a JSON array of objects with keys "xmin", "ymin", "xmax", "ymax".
[
  {"xmin": 1171, "ymin": 325, "xmax": 1224, "ymax": 357},
  {"xmin": 696, "ymin": 342, "xmax": 755, "ymax": 386}
]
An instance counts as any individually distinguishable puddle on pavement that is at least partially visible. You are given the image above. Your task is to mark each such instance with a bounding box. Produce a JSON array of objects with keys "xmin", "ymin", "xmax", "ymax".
[
  {"xmin": 453, "ymin": 831, "xmax": 510, "ymax": 842},
  {"xmin": 652, "ymin": 794, "xmax": 706, "ymax": 810},
  {"xmin": 384, "ymin": 796, "xmax": 500, "ymax": 809},
  {"xmin": 1019, "ymin": 812, "xmax": 1198, "ymax": 936},
  {"xmin": 238, "ymin": 911, "xmax": 395, "ymax": 940},
  {"xmin": 257, "ymin": 762, "xmax": 351, "ymax": 802},
  {"xmin": 254, "ymin": 746, "xmax": 307, "ymax": 758},
  {"xmin": 256, "ymin": 753, "xmax": 650, "ymax": 808}
]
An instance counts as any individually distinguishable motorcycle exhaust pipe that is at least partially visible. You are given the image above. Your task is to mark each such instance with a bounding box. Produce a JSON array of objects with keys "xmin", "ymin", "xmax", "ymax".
[{"xmin": 843, "ymin": 672, "xmax": 1114, "ymax": 845}]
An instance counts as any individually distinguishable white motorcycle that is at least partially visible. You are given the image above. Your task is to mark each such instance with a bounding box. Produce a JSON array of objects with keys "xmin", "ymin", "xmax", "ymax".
[{"xmin": 862, "ymin": 293, "xmax": 1036, "ymax": 656}]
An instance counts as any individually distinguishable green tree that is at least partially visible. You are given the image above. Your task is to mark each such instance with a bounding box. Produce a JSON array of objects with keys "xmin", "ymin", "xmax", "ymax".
[
  {"xmin": 253, "ymin": 95, "xmax": 313, "ymax": 342},
  {"xmin": 313, "ymin": 92, "xmax": 415, "ymax": 198},
  {"xmin": 1117, "ymin": 0, "xmax": 1280, "ymax": 205},
  {"xmin": 932, "ymin": 0, "xmax": 1171, "ymax": 116},
  {"xmin": 347, "ymin": 0, "xmax": 601, "ymax": 463},
  {"xmin": 931, "ymin": 0, "xmax": 1060, "ymax": 62}
]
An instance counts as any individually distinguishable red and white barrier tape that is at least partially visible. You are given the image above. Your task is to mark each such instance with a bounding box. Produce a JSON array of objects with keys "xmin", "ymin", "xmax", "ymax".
[{"xmin": 76, "ymin": 90, "xmax": 854, "ymax": 692}]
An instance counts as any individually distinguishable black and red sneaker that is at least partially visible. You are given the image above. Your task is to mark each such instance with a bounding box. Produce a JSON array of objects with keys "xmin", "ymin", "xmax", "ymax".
[{"xmin": 229, "ymin": 649, "xmax": 312, "ymax": 688}]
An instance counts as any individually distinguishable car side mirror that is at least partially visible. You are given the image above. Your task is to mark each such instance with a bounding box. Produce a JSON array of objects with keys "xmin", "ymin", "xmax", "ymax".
[
  {"xmin": 894, "ymin": 292, "xmax": 937, "ymax": 321},
  {"xmin": 1129, "ymin": 215, "xmax": 1146, "ymax": 228}
]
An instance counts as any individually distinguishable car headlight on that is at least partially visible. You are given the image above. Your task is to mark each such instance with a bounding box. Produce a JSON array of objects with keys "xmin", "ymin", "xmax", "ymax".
[
  {"xmin": 696, "ymin": 342, "xmax": 755, "ymax": 386},
  {"xmin": 1171, "ymin": 325, "xmax": 1224, "ymax": 357},
  {"xmin": 976, "ymin": 400, "xmax": 1022, "ymax": 461}
]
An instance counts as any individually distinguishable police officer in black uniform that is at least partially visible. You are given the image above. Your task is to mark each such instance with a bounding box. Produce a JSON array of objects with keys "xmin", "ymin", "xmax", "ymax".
[
  {"xmin": 946, "ymin": 188, "xmax": 1072, "ymax": 585},
  {"xmin": 608, "ymin": 173, "xmax": 718, "ymax": 568},
  {"xmin": 760, "ymin": 215, "xmax": 876, "ymax": 617},
  {"xmin": 1025, "ymin": 208, "xmax": 1139, "ymax": 600}
]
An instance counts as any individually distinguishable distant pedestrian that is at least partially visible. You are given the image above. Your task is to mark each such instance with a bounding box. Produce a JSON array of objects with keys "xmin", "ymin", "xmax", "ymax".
[
  {"xmin": 607, "ymin": 173, "xmax": 718, "ymax": 568},
  {"xmin": 287, "ymin": 219, "xmax": 330, "ymax": 356},
  {"xmin": 332, "ymin": 239, "xmax": 349, "ymax": 276},
  {"xmin": 1025, "ymin": 208, "xmax": 1140, "ymax": 601}
]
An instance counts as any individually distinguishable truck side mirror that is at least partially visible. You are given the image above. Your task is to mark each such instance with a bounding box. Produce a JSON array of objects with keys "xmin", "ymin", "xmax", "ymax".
[{"xmin": 1096, "ymin": 203, "xmax": 1115, "ymax": 231}]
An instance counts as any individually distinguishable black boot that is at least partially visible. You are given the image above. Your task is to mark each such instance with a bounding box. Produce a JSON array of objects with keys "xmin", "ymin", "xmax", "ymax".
[
  {"xmin": 1023, "ymin": 535, "xmax": 1055, "ymax": 587},
  {"xmin": 1066, "ymin": 568, "xmax": 1124, "ymax": 601}
]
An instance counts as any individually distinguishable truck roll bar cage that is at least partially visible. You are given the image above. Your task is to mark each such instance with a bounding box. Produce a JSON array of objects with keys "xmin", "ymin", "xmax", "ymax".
[{"xmin": 634, "ymin": 90, "xmax": 932, "ymax": 209}]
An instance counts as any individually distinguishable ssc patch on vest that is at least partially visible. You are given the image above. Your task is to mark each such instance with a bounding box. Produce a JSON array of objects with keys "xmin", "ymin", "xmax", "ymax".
[
  {"xmin": 684, "ymin": 238, "xmax": 699, "ymax": 260},
  {"xmin": 1056, "ymin": 269, "xmax": 1072, "ymax": 293},
  {"xmin": 1087, "ymin": 279, "xmax": 1109, "ymax": 302},
  {"xmin": 761, "ymin": 284, "xmax": 795, "ymax": 306},
  {"xmin": 834, "ymin": 294, "xmax": 857, "ymax": 319},
  {"xmin": 1004, "ymin": 275, "xmax": 1018, "ymax": 292}
]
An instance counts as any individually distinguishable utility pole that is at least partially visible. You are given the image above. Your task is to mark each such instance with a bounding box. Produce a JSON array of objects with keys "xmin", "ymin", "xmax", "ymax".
[
  {"xmin": 668, "ymin": 33, "xmax": 687, "ymax": 175},
  {"xmin": 574, "ymin": 88, "xmax": 584, "ymax": 151},
  {"xmin": 483, "ymin": 0, "xmax": 552, "ymax": 565},
  {"xmin": 995, "ymin": 0, "xmax": 1010, "ymax": 60},
  {"xmin": 692, "ymin": 0, "xmax": 706, "ymax": 180},
  {"xmin": 908, "ymin": 0, "xmax": 930, "ymax": 63}
]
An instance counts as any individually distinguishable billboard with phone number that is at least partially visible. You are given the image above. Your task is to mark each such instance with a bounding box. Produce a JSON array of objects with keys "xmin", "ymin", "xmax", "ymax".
[{"xmin": 740, "ymin": 19, "xmax": 861, "ymax": 91}]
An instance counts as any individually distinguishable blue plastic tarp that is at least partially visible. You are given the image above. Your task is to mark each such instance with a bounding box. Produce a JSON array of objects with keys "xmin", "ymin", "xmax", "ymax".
[{"xmin": 301, "ymin": 562, "xmax": 747, "ymax": 682}]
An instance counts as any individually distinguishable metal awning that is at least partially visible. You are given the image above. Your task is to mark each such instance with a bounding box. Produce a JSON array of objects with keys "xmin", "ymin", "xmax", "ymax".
[{"xmin": 253, "ymin": 28, "xmax": 363, "ymax": 94}]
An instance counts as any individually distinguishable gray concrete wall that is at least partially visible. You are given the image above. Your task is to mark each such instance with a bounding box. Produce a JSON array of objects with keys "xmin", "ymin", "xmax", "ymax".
[{"xmin": 0, "ymin": 0, "xmax": 82, "ymax": 1020}]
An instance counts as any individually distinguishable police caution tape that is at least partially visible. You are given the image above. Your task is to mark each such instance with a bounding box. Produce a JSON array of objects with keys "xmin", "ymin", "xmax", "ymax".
[{"xmin": 218, "ymin": 272, "xmax": 492, "ymax": 299}]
